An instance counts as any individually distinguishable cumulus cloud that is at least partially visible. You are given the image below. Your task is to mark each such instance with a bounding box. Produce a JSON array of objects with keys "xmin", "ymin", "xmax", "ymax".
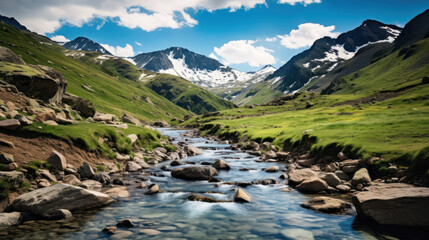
[
  {"xmin": 0, "ymin": 0, "xmax": 266, "ymax": 34},
  {"xmin": 50, "ymin": 35, "xmax": 70, "ymax": 42},
  {"xmin": 209, "ymin": 52, "xmax": 219, "ymax": 61},
  {"xmin": 101, "ymin": 43, "xmax": 135, "ymax": 57},
  {"xmin": 277, "ymin": 23, "xmax": 339, "ymax": 49},
  {"xmin": 212, "ymin": 40, "xmax": 275, "ymax": 67},
  {"xmin": 265, "ymin": 37, "xmax": 278, "ymax": 42},
  {"xmin": 278, "ymin": 0, "xmax": 321, "ymax": 6}
]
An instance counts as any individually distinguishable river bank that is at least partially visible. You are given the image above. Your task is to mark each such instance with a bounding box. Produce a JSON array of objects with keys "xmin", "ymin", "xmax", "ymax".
[{"xmin": 1, "ymin": 128, "xmax": 428, "ymax": 239}]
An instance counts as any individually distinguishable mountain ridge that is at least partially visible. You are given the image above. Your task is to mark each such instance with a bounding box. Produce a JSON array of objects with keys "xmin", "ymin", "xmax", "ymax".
[{"xmin": 63, "ymin": 36, "xmax": 112, "ymax": 55}]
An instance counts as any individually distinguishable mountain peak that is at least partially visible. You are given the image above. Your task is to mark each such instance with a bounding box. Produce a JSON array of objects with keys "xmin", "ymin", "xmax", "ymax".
[
  {"xmin": 0, "ymin": 15, "xmax": 28, "ymax": 31},
  {"xmin": 63, "ymin": 37, "xmax": 112, "ymax": 55}
]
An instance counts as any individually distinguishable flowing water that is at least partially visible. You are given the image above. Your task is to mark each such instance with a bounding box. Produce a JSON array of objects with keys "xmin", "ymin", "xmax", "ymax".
[{"xmin": 2, "ymin": 129, "xmax": 420, "ymax": 239}]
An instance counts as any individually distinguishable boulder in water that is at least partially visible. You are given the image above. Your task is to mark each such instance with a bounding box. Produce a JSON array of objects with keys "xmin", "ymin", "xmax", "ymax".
[
  {"xmin": 6, "ymin": 183, "xmax": 113, "ymax": 215},
  {"xmin": 352, "ymin": 183, "xmax": 429, "ymax": 227},
  {"xmin": 212, "ymin": 159, "xmax": 230, "ymax": 170},
  {"xmin": 234, "ymin": 188, "xmax": 252, "ymax": 202},
  {"xmin": 301, "ymin": 196, "xmax": 352, "ymax": 213},
  {"xmin": 171, "ymin": 166, "xmax": 218, "ymax": 180}
]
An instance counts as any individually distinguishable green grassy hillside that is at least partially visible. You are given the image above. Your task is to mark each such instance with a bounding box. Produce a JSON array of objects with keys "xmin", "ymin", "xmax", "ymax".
[
  {"xmin": 0, "ymin": 21, "xmax": 191, "ymax": 123},
  {"xmin": 184, "ymin": 38, "xmax": 429, "ymax": 173},
  {"xmin": 70, "ymin": 50, "xmax": 236, "ymax": 115},
  {"xmin": 143, "ymin": 73, "xmax": 237, "ymax": 114}
]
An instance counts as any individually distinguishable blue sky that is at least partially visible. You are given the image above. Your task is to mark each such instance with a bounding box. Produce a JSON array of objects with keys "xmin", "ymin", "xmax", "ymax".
[{"xmin": 1, "ymin": 0, "xmax": 428, "ymax": 71}]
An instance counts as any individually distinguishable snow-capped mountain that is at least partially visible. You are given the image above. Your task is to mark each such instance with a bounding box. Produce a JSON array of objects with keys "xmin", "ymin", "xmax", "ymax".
[
  {"xmin": 63, "ymin": 37, "xmax": 112, "ymax": 55},
  {"xmin": 132, "ymin": 47, "xmax": 254, "ymax": 88},
  {"xmin": 220, "ymin": 64, "xmax": 276, "ymax": 88},
  {"xmin": 266, "ymin": 20, "xmax": 402, "ymax": 94}
]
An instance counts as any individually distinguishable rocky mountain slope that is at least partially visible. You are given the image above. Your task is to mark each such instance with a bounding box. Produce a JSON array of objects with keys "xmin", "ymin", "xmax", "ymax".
[
  {"xmin": 0, "ymin": 15, "xmax": 28, "ymax": 31},
  {"xmin": 211, "ymin": 65, "xmax": 277, "ymax": 104},
  {"xmin": 240, "ymin": 19, "xmax": 402, "ymax": 105},
  {"xmin": 132, "ymin": 47, "xmax": 253, "ymax": 88},
  {"xmin": 63, "ymin": 37, "xmax": 112, "ymax": 55},
  {"xmin": 267, "ymin": 20, "xmax": 402, "ymax": 93},
  {"xmin": 0, "ymin": 20, "xmax": 191, "ymax": 122},
  {"xmin": 304, "ymin": 9, "xmax": 429, "ymax": 93}
]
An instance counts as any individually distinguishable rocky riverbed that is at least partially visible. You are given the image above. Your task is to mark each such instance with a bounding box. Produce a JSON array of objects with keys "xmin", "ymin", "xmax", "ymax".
[{"xmin": 0, "ymin": 128, "xmax": 428, "ymax": 239}]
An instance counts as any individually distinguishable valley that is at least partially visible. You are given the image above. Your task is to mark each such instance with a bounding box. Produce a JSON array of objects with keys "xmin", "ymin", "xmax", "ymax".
[{"xmin": 0, "ymin": 5, "xmax": 428, "ymax": 240}]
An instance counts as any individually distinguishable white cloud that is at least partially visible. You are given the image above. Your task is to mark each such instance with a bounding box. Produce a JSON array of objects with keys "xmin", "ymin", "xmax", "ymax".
[
  {"xmin": 101, "ymin": 43, "xmax": 135, "ymax": 57},
  {"xmin": 50, "ymin": 35, "xmax": 70, "ymax": 42},
  {"xmin": 213, "ymin": 40, "xmax": 275, "ymax": 67},
  {"xmin": 135, "ymin": 41, "xmax": 142, "ymax": 46},
  {"xmin": 0, "ymin": 0, "xmax": 266, "ymax": 34},
  {"xmin": 278, "ymin": 23, "xmax": 339, "ymax": 49},
  {"xmin": 278, "ymin": 0, "xmax": 321, "ymax": 6},
  {"xmin": 265, "ymin": 37, "xmax": 278, "ymax": 42},
  {"xmin": 209, "ymin": 52, "xmax": 219, "ymax": 61}
]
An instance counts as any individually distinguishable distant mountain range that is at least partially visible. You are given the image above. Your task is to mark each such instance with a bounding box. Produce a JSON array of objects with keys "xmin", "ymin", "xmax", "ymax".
[
  {"xmin": 63, "ymin": 37, "xmax": 112, "ymax": 55},
  {"xmin": 131, "ymin": 47, "xmax": 254, "ymax": 88},
  {"xmin": 33, "ymin": 11, "xmax": 429, "ymax": 106}
]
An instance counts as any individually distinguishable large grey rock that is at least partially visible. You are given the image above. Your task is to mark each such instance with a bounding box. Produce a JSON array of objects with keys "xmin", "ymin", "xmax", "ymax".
[
  {"xmin": 296, "ymin": 177, "xmax": 329, "ymax": 193},
  {"xmin": 352, "ymin": 183, "xmax": 429, "ymax": 227},
  {"xmin": 184, "ymin": 145, "xmax": 202, "ymax": 156},
  {"xmin": 126, "ymin": 161, "xmax": 142, "ymax": 172},
  {"xmin": 322, "ymin": 173, "xmax": 342, "ymax": 187},
  {"xmin": 93, "ymin": 113, "xmax": 116, "ymax": 122},
  {"xmin": 287, "ymin": 169, "xmax": 318, "ymax": 186},
  {"xmin": 134, "ymin": 157, "xmax": 150, "ymax": 169},
  {"xmin": 351, "ymin": 168, "xmax": 371, "ymax": 186},
  {"xmin": 79, "ymin": 162, "xmax": 95, "ymax": 179},
  {"xmin": 2, "ymin": 64, "xmax": 67, "ymax": 104},
  {"xmin": 122, "ymin": 113, "xmax": 141, "ymax": 126},
  {"xmin": 0, "ymin": 119, "xmax": 21, "ymax": 130},
  {"xmin": 47, "ymin": 150, "xmax": 67, "ymax": 170},
  {"xmin": 93, "ymin": 172, "xmax": 111, "ymax": 185},
  {"xmin": 7, "ymin": 183, "xmax": 113, "ymax": 215},
  {"xmin": 301, "ymin": 196, "xmax": 352, "ymax": 213},
  {"xmin": 171, "ymin": 166, "xmax": 218, "ymax": 180},
  {"xmin": 212, "ymin": 159, "xmax": 230, "ymax": 170},
  {"xmin": 62, "ymin": 93, "xmax": 96, "ymax": 118}
]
